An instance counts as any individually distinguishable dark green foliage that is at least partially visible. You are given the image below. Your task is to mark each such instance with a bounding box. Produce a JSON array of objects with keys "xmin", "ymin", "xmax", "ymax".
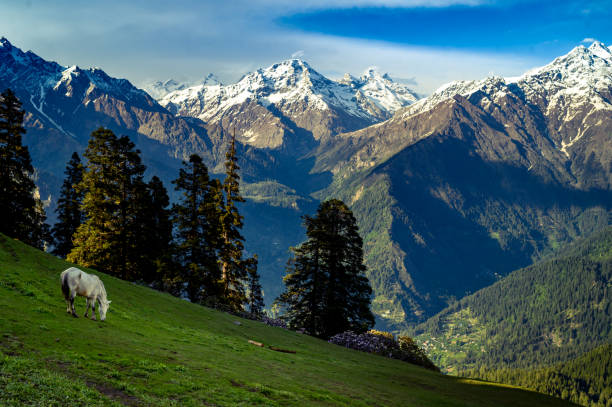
[
  {"xmin": 414, "ymin": 226, "xmax": 612, "ymax": 373},
  {"xmin": 0, "ymin": 88, "xmax": 48, "ymax": 249},
  {"xmin": 245, "ymin": 255, "xmax": 264, "ymax": 316},
  {"xmin": 220, "ymin": 133, "xmax": 248, "ymax": 311},
  {"xmin": 138, "ymin": 176, "xmax": 173, "ymax": 284},
  {"xmin": 462, "ymin": 344, "xmax": 612, "ymax": 407},
  {"xmin": 172, "ymin": 154, "xmax": 221, "ymax": 303},
  {"xmin": 277, "ymin": 199, "xmax": 375, "ymax": 339},
  {"xmin": 51, "ymin": 152, "xmax": 84, "ymax": 258},
  {"xmin": 67, "ymin": 128, "xmax": 149, "ymax": 281}
]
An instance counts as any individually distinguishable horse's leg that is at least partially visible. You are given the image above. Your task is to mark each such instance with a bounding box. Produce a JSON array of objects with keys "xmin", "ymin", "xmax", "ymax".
[
  {"xmin": 91, "ymin": 299, "xmax": 97, "ymax": 321},
  {"xmin": 70, "ymin": 291, "xmax": 78, "ymax": 317},
  {"xmin": 84, "ymin": 297, "xmax": 90, "ymax": 318}
]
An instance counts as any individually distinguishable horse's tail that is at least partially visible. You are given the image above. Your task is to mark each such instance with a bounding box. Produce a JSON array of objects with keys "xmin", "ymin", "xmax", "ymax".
[
  {"xmin": 61, "ymin": 273, "xmax": 70, "ymax": 299},
  {"xmin": 60, "ymin": 269, "xmax": 77, "ymax": 300}
]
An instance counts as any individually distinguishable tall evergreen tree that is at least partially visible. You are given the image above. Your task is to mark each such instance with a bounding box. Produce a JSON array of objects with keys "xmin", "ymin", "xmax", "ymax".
[
  {"xmin": 172, "ymin": 154, "xmax": 221, "ymax": 303},
  {"xmin": 51, "ymin": 152, "xmax": 84, "ymax": 257},
  {"xmin": 68, "ymin": 128, "xmax": 148, "ymax": 280},
  {"xmin": 245, "ymin": 255, "xmax": 264, "ymax": 316},
  {"xmin": 0, "ymin": 88, "xmax": 48, "ymax": 249},
  {"xmin": 276, "ymin": 199, "xmax": 374, "ymax": 339},
  {"xmin": 140, "ymin": 175, "xmax": 173, "ymax": 284},
  {"xmin": 219, "ymin": 132, "xmax": 247, "ymax": 310}
]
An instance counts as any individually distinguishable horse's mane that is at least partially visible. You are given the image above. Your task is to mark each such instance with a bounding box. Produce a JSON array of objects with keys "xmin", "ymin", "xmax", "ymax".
[{"xmin": 96, "ymin": 276, "xmax": 108, "ymax": 301}]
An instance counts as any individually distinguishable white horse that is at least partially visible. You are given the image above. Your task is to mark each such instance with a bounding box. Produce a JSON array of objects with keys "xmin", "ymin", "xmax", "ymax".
[{"xmin": 60, "ymin": 267, "xmax": 111, "ymax": 321}]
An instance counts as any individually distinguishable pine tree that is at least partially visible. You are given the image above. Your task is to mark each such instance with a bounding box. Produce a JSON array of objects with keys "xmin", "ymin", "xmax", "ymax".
[
  {"xmin": 245, "ymin": 255, "xmax": 264, "ymax": 316},
  {"xmin": 68, "ymin": 128, "xmax": 148, "ymax": 280},
  {"xmin": 219, "ymin": 132, "xmax": 247, "ymax": 311},
  {"xmin": 140, "ymin": 176, "xmax": 173, "ymax": 284},
  {"xmin": 276, "ymin": 199, "xmax": 374, "ymax": 339},
  {"xmin": 51, "ymin": 152, "xmax": 84, "ymax": 257},
  {"xmin": 0, "ymin": 88, "xmax": 48, "ymax": 249},
  {"xmin": 172, "ymin": 154, "xmax": 221, "ymax": 303}
]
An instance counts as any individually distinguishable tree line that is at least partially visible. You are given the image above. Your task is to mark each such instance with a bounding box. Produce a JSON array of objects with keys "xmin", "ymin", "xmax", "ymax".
[
  {"xmin": 1, "ymin": 88, "xmax": 375, "ymax": 340},
  {"xmin": 461, "ymin": 344, "xmax": 611, "ymax": 407}
]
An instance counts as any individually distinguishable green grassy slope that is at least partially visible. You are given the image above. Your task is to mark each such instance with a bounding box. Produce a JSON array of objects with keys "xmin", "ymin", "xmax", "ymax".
[{"xmin": 0, "ymin": 234, "xmax": 574, "ymax": 407}]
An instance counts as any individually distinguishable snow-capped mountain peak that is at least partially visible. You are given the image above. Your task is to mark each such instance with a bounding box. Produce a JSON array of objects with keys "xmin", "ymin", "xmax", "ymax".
[
  {"xmin": 143, "ymin": 74, "xmax": 223, "ymax": 100},
  {"xmin": 588, "ymin": 41, "xmax": 612, "ymax": 60}
]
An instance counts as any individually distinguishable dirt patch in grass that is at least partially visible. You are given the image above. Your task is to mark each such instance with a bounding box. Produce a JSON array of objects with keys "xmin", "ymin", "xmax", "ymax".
[
  {"xmin": 0, "ymin": 333, "xmax": 24, "ymax": 356},
  {"xmin": 86, "ymin": 380, "xmax": 140, "ymax": 406},
  {"xmin": 229, "ymin": 379, "xmax": 258, "ymax": 392},
  {"xmin": 50, "ymin": 357, "xmax": 140, "ymax": 406}
]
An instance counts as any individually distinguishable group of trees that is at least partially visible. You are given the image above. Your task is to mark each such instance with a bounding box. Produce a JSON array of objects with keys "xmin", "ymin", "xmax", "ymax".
[
  {"xmin": 1, "ymin": 87, "xmax": 374, "ymax": 338},
  {"xmin": 0, "ymin": 89, "xmax": 48, "ymax": 249},
  {"xmin": 52, "ymin": 127, "xmax": 263, "ymax": 313}
]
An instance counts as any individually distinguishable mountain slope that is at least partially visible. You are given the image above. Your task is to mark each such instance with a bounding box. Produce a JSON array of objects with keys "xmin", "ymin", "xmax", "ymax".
[
  {"xmin": 0, "ymin": 234, "xmax": 574, "ymax": 406},
  {"xmin": 461, "ymin": 344, "xmax": 611, "ymax": 407},
  {"xmin": 315, "ymin": 42, "xmax": 612, "ymax": 328},
  {"xmin": 412, "ymin": 226, "xmax": 612, "ymax": 374}
]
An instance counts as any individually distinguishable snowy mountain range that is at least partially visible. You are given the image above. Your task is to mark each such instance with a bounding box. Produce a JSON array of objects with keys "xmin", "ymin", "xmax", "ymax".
[{"xmin": 156, "ymin": 59, "xmax": 419, "ymax": 148}]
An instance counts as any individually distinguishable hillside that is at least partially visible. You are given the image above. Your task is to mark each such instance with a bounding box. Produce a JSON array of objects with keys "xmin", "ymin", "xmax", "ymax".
[
  {"xmin": 461, "ymin": 344, "xmax": 611, "ymax": 407},
  {"xmin": 0, "ymin": 234, "xmax": 574, "ymax": 407},
  {"xmin": 412, "ymin": 226, "xmax": 612, "ymax": 375}
]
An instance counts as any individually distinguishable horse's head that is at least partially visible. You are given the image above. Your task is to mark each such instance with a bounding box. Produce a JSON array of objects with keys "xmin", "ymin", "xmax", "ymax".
[{"xmin": 100, "ymin": 299, "xmax": 112, "ymax": 321}]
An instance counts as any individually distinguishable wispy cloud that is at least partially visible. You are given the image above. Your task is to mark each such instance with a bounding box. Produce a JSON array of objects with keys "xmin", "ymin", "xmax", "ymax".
[
  {"xmin": 291, "ymin": 50, "xmax": 305, "ymax": 59},
  {"xmin": 581, "ymin": 37, "xmax": 597, "ymax": 43}
]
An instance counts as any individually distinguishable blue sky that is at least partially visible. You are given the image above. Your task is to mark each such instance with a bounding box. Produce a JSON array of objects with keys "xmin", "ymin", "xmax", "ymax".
[
  {"xmin": 281, "ymin": 0, "xmax": 611, "ymax": 53},
  {"xmin": 1, "ymin": 0, "xmax": 609, "ymax": 94}
]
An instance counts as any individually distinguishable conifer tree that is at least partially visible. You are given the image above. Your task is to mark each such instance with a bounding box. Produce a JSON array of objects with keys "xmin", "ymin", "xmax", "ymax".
[
  {"xmin": 172, "ymin": 154, "xmax": 221, "ymax": 303},
  {"xmin": 219, "ymin": 132, "xmax": 248, "ymax": 310},
  {"xmin": 68, "ymin": 128, "xmax": 147, "ymax": 280},
  {"xmin": 276, "ymin": 199, "xmax": 374, "ymax": 339},
  {"xmin": 245, "ymin": 255, "xmax": 264, "ymax": 316},
  {"xmin": 51, "ymin": 152, "xmax": 84, "ymax": 257},
  {"xmin": 141, "ymin": 176, "xmax": 173, "ymax": 284},
  {"xmin": 0, "ymin": 88, "xmax": 48, "ymax": 249}
]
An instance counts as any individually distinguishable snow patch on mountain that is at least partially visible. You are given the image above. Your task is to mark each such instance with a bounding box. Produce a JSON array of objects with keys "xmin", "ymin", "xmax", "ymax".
[
  {"xmin": 143, "ymin": 74, "xmax": 222, "ymax": 100},
  {"xmin": 339, "ymin": 68, "xmax": 419, "ymax": 113}
]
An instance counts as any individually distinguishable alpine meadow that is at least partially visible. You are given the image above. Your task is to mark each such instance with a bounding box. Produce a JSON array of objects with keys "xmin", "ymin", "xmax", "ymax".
[{"xmin": 0, "ymin": 1, "xmax": 611, "ymax": 406}]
